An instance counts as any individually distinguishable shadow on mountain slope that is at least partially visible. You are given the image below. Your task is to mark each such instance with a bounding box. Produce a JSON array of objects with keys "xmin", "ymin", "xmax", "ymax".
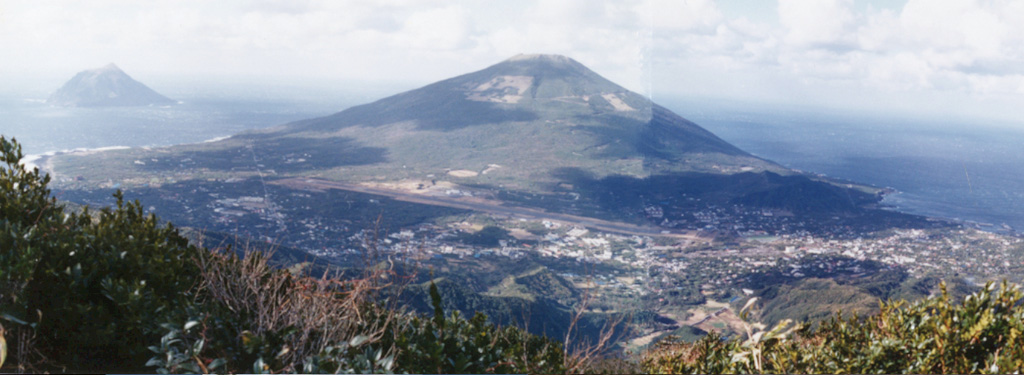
[{"xmin": 550, "ymin": 168, "xmax": 877, "ymax": 214}]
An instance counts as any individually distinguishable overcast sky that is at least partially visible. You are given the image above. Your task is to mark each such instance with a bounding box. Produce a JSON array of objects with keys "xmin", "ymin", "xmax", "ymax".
[{"xmin": 3, "ymin": 0, "xmax": 1023, "ymax": 123}]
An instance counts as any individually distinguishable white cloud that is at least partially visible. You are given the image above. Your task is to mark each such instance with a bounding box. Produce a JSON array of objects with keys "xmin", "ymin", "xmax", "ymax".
[
  {"xmin": 398, "ymin": 6, "xmax": 472, "ymax": 50},
  {"xmin": 641, "ymin": 0, "xmax": 723, "ymax": 33},
  {"xmin": 630, "ymin": 0, "xmax": 1024, "ymax": 121},
  {"xmin": 778, "ymin": 0, "xmax": 857, "ymax": 49},
  {"xmin": 899, "ymin": 0, "xmax": 1006, "ymax": 57},
  {"xmin": 852, "ymin": 0, "xmax": 1024, "ymax": 96},
  {"xmin": 0, "ymin": 0, "xmax": 652, "ymax": 90},
  {"xmin": 1, "ymin": 0, "xmax": 1024, "ymax": 121}
]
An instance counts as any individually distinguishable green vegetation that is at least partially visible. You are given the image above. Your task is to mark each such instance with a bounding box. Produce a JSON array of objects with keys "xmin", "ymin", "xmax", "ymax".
[
  {"xmin": 754, "ymin": 278, "xmax": 882, "ymax": 327},
  {"xmin": 9, "ymin": 134, "xmax": 1024, "ymax": 374},
  {"xmin": 741, "ymin": 256, "xmax": 981, "ymax": 328},
  {"xmin": 1, "ymin": 136, "xmax": 204, "ymax": 370},
  {"xmin": 0, "ymin": 136, "xmax": 572, "ymax": 373},
  {"xmin": 642, "ymin": 280, "xmax": 1024, "ymax": 374},
  {"xmin": 457, "ymin": 225, "xmax": 511, "ymax": 247},
  {"xmin": 401, "ymin": 274, "xmax": 616, "ymax": 348},
  {"xmin": 147, "ymin": 249, "xmax": 570, "ymax": 374}
]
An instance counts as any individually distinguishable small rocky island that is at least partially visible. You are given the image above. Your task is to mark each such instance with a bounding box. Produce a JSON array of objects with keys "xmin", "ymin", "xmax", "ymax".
[{"xmin": 47, "ymin": 63, "xmax": 175, "ymax": 107}]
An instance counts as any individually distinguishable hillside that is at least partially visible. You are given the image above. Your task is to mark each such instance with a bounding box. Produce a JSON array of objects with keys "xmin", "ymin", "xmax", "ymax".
[
  {"xmin": 51, "ymin": 55, "xmax": 784, "ymax": 183},
  {"xmin": 47, "ymin": 63, "xmax": 175, "ymax": 107}
]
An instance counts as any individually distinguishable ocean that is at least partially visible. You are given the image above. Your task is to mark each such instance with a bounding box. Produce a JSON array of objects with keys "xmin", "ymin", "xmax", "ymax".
[
  {"xmin": 668, "ymin": 98, "xmax": 1024, "ymax": 232},
  {"xmin": 0, "ymin": 94, "xmax": 351, "ymax": 157}
]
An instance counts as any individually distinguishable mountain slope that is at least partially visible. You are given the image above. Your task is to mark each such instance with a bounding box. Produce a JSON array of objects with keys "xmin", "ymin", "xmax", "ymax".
[
  {"xmin": 53, "ymin": 54, "xmax": 888, "ymax": 220},
  {"xmin": 48, "ymin": 63, "xmax": 175, "ymax": 107},
  {"xmin": 104, "ymin": 54, "xmax": 783, "ymax": 194},
  {"xmin": 289, "ymin": 54, "xmax": 755, "ymax": 164}
]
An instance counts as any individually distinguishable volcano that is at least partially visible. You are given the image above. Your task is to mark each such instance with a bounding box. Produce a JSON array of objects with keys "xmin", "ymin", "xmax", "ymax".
[
  {"xmin": 48, "ymin": 63, "xmax": 175, "ymax": 107},
  {"xmin": 155, "ymin": 54, "xmax": 786, "ymax": 190}
]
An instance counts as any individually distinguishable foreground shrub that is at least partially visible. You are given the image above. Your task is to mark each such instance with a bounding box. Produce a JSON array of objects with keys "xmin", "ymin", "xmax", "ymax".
[
  {"xmin": 147, "ymin": 250, "xmax": 569, "ymax": 374},
  {"xmin": 147, "ymin": 248, "xmax": 398, "ymax": 374},
  {"xmin": 386, "ymin": 281, "xmax": 567, "ymax": 374},
  {"xmin": 1, "ymin": 137, "xmax": 204, "ymax": 370},
  {"xmin": 0, "ymin": 137, "xmax": 56, "ymax": 369},
  {"xmin": 643, "ymin": 281, "xmax": 1024, "ymax": 374}
]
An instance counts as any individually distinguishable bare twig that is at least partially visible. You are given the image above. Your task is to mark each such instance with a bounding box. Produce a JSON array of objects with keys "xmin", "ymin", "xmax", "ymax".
[{"xmin": 563, "ymin": 264, "xmax": 624, "ymax": 373}]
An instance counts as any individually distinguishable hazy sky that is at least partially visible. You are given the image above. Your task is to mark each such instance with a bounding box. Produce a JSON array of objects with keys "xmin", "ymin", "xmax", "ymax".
[{"xmin": 3, "ymin": 0, "xmax": 1023, "ymax": 123}]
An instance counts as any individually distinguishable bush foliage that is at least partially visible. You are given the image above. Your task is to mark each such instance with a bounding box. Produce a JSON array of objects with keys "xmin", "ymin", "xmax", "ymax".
[
  {"xmin": 642, "ymin": 281, "xmax": 1024, "ymax": 374},
  {"xmin": 1, "ymin": 136, "xmax": 204, "ymax": 370}
]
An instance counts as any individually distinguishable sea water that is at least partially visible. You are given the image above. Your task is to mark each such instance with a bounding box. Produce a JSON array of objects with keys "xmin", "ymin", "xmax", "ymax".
[
  {"xmin": 0, "ymin": 95, "xmax": 347, "ymax": 157},
  {"xmin": 670, "ymin": 98, "xmax": 1024, "ymax": 232}
]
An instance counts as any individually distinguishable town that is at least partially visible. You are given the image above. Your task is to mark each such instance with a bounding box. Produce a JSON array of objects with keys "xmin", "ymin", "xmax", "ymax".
[{"xmin": 56, "ymin": 175, "xmax": 1024, "ymax": 306}]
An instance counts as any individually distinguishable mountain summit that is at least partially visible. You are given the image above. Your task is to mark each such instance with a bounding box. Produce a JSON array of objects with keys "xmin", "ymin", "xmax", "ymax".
[
  {"xmin": 98, "ymin": 54, "xmax": 798, "ymax": 196},
  {"xmin": 48, "ymin": 63, "xmax": 175, "ymax": 107},
  {"xmin": 260, "ymin": 53, "xmax": 780, "ymax": 187}
]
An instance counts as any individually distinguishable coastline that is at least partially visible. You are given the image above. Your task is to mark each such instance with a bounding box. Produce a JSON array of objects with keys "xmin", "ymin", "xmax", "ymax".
[
  {"xmin": 22, "ymin": 146, "xmax": 132, "ymax": 179},
  {"xmin": 20, "ymin": 133, "xmax": 235, "ymax": 178},
  {"xmin": 880, "ymin": 190, "xmax": 1020, "ymax": 236}
]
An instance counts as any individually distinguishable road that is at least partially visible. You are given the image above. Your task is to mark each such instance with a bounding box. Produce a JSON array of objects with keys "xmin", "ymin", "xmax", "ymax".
[{"xmin": 271, "ymin": 177, "xmax": 702, "ymax": 239}]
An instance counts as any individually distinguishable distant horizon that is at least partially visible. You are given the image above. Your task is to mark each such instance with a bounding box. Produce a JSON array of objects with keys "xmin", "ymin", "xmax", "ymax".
[
  {"xmin": 3, "ymin": 1, "xmax": 1024, "ymax": 126},
  {"xmin": 2, "ymin": 58, "xmax": 1019, "ymax": 132}
]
